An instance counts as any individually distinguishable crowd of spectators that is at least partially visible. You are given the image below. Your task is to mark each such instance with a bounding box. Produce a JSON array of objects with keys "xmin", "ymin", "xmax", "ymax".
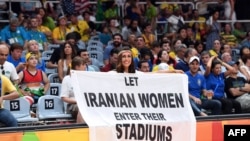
[{"xmin": 1, "ymin": 0, "xmax": 250, "ymax": 127}]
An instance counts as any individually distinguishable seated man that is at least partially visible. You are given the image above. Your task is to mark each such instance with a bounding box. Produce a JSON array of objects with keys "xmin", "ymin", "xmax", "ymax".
[
  {"xmin": 186, "ymin": 56, "xmax": 222, "ymax": 116},
  {"xmin": 0, "ymin": 74, "xmax": 19, "ymax": 127},
  {"xmin": 7, "ymin": 43, "xmax": 26, "ymax": 72},
  {"xmin": 225, "ymin": 61, "xmax": 250, "ymax": 113}
]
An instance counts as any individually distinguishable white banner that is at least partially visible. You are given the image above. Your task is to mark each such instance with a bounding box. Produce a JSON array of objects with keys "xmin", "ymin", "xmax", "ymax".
[{"xmin": 71, "ymin": 71, "xmax": 196, "ymax": 141}]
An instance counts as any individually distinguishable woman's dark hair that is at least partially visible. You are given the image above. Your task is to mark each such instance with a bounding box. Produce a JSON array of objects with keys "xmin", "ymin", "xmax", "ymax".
[
  {"xmin": 116, "ymin": 47, "xmax": 135, "ymax": 73},
  {"xmin": 211, "ymin": 59, "xmax": 221, "ymax": 71},
  {"xmin": 240, "ymin": 46, "xmax": 250, "ymax": 59},
  {"xmin": 241, "ymin": 54, "xmax": 250, "ymax": 64},
  {"xmin": 60, "ymin": 42, "xmax": 77, "ymax": 59},
  {"xmin": 156, "ymin": 50, "xmax": 176, "ymax": 66},
  {"xmin": 194, "ymin": 41, "xmax": 205, "ymax": 53}
]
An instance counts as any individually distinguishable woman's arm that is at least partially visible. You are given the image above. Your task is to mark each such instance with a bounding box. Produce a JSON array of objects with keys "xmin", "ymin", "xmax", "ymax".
[
  {"xmin": 42, "ymin": 71, "xmax": 50, "ymax": 93},
  {"xmin": 204, "ymin": 55, "xmax": 216, "ymax": 76},
  {"xmin": 57, "ymin": 59, "xmax": 64, "ymax": 82}
]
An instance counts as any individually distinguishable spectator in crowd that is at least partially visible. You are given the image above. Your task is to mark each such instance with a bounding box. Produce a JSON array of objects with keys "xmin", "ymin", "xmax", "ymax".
[
  {"xmin": 199, "ymin": 51, "xmax": 211, "ymax": 75},
  {"xmin": 98, "ymin": 26, "xmax": 112, "ymax": 47},
  {"xmin": 83, "ymin": 11, "xmax": 96, "ymax": 36},
  {"xmin": 145, "ymin": 0, "xmax": 157, "ymax": 29},
  {"xmin": 172, "ymin": 44, "xmax": 187, "ymax": 63},
  {"xmin": 167, "ymin": 5, "xmax": 185, "ymax": 39},
  {"xmin": 141, "ymin": 22, "xmax": 156, "ymax": 48},
  {"xmin": 151, "ymin": 41, "xmax": 162, "ymax": 65},
  {"xmin": 175, "ymin": 48, "xmax": 198, "ymax": 72},
  {"xmin": 1, "ymin": 17, "xmax": 29, "ymax": 48},
  {"xmin": 220, "ymin": 43, "xmax": 232, "ymax": 55},
  {"xmin": 101, "ymin": 48, "xmax": 118, "ymax": 72},
  {"xmin": 103, "ymin": 33, "xmax": 123, "ymax": 65},
  {"xmin": 138, "ymin": 60, "xmax": 150, "ymax": 72},
  {"xmin": 127, "ymin": 34, "xmax": 138, "ymax": 58},
  {"xmin": 77, "ymin": 49, "xmax": 95, "ymax": 71},
  {"xmin": 154, "ymin": 50, "xmax": 175, "ymax": 72},
  {"xmin": 36, "ymin": 14, "xmax": 52, "ymax": 43},
  {"xmin": 184, "ymin": 26, "xmax": 196, "ymax": 48},
  {"xmin": 108, "ymin": 18, "xmax": 120, "ymax": 35},
  {"xmin": 205, "ymin": 56, "xmax": 241, "ymax": 114},
  {"xmin": 169, "ymin": 39, "xmax": 182, "ymax": 61},
  {"xmin": 239, "ymin": 54, "xmax": 250, "ymax": 81},
  {"xmin": 7, "ymin": 43, "xmax": 26, "ymax": 72},
  {"xmin": 47, "ymin": 33, "xmax": 79, "ymax": 69},
  {"xmin": 222, "ymin": 0, "xmax": 236, "ymax": 22},
  {"xmin": 0, "ymin": 44, "xmax": 19, "ymax": 84},
  {"xmin": 189, "ymin": 9, "xmax": 206, "ymax": 37},
  {"xmin": 194, "ymin": 41, "xmax": 205, "ymax": 56},
  {"xmin": 239, "ymin": 46, "xmax": 250, "ymax": 60},
  {"xmin": 241, "ymin": 31, "xmax": 250, "ymax": 48},
  {"xmin": 209, "ymin": 40, "xmax": 222, "ymax": 57},
  {"xmin": 220, "ymin": 23, "xmax": 238, "ymax": 48},
  {"xmin": 122, "ymin": 19, "xmax": 141, "ymax": 42},
  {"xmin": 225, "ymin": 61, "xmax": 250, "ymax": 113},
  {"xmin": 27, "ymin": 40, "xmax": 46, "ymax": 72},
  {"xmin": 186, "ymin": 56, "xmax": 222, "ymax": 116},
  {"xmin": 206, "ymin": 9, "xmax": 221, "ymax": 51},
  {"xmin": 232, "ymin": 22, "xmax": 246, "ymax": 43},
  {"xmin": 18, "ymin": 52, "xmax": 50, "ymax": 104},
  {"xmin": 121, "ymin": 16, "xmax": 131, "ymax": 40},
  {"xmin": 110, "ymin": 47, "xmax": 139, "ymax": 73},
  {"xmin": 37, "ymin": 8, "xmax": 56, "ymax": 31},
  {"xmin": 58, "ymin": 42, "xmax": 77, "ymax": 82},
  {"xmin": 0, "ymin": 74, "xmax": 19, "ymax": 127},
  {"xmin": 125, "ymin": 0, "xmax": 142, "ymax": 21},
  {"xmin": 61, "ymin": 56, "xmax": 86, "ymax": 123},
  {"xmin": 69, "ymin": 13, "xmax": 90, "ymax": 43},
  {"xmin": 192, "ymin": 22, "xmax": 203, "ymax": 43},
  {"xmin": 27, "ymin": 16, "xmax": 48, "ymax": 51},
  {"xmin": 52, "ymin": 16, "xmax": 71, "ymax": 44}
]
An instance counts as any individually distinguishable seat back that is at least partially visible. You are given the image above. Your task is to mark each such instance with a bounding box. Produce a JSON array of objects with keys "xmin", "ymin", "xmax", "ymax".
[
  {"xmin": 48, "ymin": 44, "xmax": 60, "ymax": 51},
  {"xmin": 88, "ymin": 51, "xmax": 104, "ymax": 67},
  {"xmin": 46, "ymin": 83, "xmax": 61, "ymax": 96},
  {"xmin": 4, "ymin": 97, "xmax": 30, "ymax": 118},
  {"xmin": 90, "ymin": 35, "xmax": 100, "ymax": 41},
  {"xmin": 87, "ymin": 40, "xmax": 103, "ymax": 48},
  {"xmin": 48, "ymin": 73, "xmax": 60, "ymax": 83},
  {"xmin": 37, "ymin": 95, "xmax": 69, "ymax": 120},
  {"xmin": 42, "ymin": 50, "xmax": 54, "ymax": 58},
  {"xmin": 87, "ymin": 45, "xmax": 103, "ymax": 53}
]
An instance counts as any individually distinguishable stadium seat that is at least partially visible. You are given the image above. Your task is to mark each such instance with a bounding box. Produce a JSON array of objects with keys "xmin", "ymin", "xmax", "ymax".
[
  {"xmin": 36, "ymin": 95, "xmax": 72, "ymax": 120},
  {"xmin": 42, "ymin": 50, "xmax": 54, "ymax": 58},
  {"xmin": 46, "ymin": 83, "xmax": 61, "ymax": 96},
  {"xmin": 87, "ymin": 45, "xmax": 103, "ymax": 53},
  {"xmin": 48, "ymin": 73, "xmax": 60, "ymax": 83},
  {"xmin": 89, "ymin": 65, "xmax": 100, "ymax": 72},
  {"xmin": 90, "ymin": 35, "xmax": 100, "ymax": 41},
  {"xmin": 3, "ymin": 97, "xmax": 39, "ymax": 122},
  {"xmin": 88, "ymin": 51, "xmax": 104, "ymax": 67},
  {"xmin": 87, "ymin": 40, "xmax": 103, "ymax": 48},
  {"xmin": 48, "ymin": 44, "xmax": 60, "ymax": 51}
]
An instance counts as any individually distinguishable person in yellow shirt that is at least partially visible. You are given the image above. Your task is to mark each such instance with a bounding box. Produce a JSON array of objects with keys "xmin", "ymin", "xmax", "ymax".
[
  {"xmin": 0, "ymin": 74, "xmax": 19, "ymax": 127},
  {"xmin": 36, "ymin": 14, "xmax": 52, "ymax": 43},
  {"xmin": 69, "ymin": 13, "xmax": 90, "ymax": 43},
  {"xmin": 141, "ymin": 23, "xmax": 156, "ymax": 48},
  {"xmin": 52, "ymin": 16, "xmax": 71, "ymax": 44}
]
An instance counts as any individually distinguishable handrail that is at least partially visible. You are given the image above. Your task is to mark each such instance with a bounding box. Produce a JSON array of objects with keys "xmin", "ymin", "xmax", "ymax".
[
  {"xmin": 139, "ymin": 1, "xmax": 195, "ymax": 9},
  {"xmin": 195, "ymin": 1, "xmax": 218, "ymax": 9}
]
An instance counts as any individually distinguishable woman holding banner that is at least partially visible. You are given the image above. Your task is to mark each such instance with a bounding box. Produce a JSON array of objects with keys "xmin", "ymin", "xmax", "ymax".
[
  {"xmin": 114, "ymin": 47, "xmax": 183, "ymax": 74},
  {"xmin": 61, "ymin": 56, "xmax": 87, "ymax": 123}
]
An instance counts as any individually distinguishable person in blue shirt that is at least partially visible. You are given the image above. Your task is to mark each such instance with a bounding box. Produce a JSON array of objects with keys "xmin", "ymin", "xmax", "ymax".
[
  {"xmin": 186, "ymin": 56, "xmax": 221, "ymax": 116},
  {"xmin": 0, "ymin": 17, "xmax": 29, "ymax": 48},
  {"xmin": 205, "ymin": 55, "xmax": 241, "ymax": 114},
  {"xmin": 27, "ymin": 16, "xmax": 48, "ymax": 51},
  {"xmin": 7, "ymin": 43, "xmax": 26, "ymax": 72}
]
